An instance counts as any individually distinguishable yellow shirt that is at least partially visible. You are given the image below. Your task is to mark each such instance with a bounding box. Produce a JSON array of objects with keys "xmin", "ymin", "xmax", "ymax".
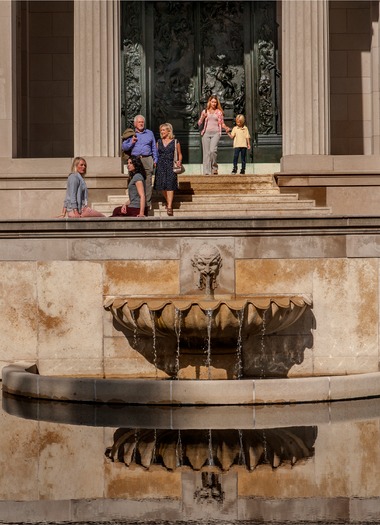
[{"xmin": 230, "ymin": 125, "xmax": 251, "ymax": 148}]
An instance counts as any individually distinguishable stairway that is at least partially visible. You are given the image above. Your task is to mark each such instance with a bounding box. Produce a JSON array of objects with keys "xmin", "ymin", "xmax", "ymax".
[{"xmin": 92, "ymin": 173, "xmax": 332, "ymax": 217}]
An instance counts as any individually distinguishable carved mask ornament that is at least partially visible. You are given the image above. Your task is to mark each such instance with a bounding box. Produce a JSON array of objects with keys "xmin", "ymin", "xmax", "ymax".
[{"xmin": 191, "ymin": 244, "xmax": 222, "ymax": 298}]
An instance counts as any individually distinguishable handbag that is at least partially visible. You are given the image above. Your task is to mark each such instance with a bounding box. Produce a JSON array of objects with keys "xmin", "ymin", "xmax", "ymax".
[{"xmin": 173, "ymin": 139, "xmax": 185, "ymax": 174}]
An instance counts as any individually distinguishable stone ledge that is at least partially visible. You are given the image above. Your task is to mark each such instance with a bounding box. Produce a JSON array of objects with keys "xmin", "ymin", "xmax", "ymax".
[
  {"xmin": 2, "ymin": 496, "xmax": 379, "ymax": 523},
  {"xmin": 4, "ymin": 385, "xmax": 380, "ymax": 430},
  {"xmin": 2, "ymin": 215, "xmax": 380, "ymax": 235},
  {"xmin": 3, "ymin": 364, "xmax": 380, "ymax": 407},
  {"xmin": 275, "ymin": 172, "xmax": 380, "ymax": 187}
]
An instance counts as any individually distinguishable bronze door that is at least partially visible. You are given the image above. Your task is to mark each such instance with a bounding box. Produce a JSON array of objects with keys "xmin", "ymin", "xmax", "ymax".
[{"xmin": 121, "ymin": 1, "xmax": 281, "ymax": 163}]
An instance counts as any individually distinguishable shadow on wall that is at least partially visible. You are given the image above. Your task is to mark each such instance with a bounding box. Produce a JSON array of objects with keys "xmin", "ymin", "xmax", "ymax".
[{"xmin": 111, "ymin": 306, "xmax": 315, "ymax": 380}]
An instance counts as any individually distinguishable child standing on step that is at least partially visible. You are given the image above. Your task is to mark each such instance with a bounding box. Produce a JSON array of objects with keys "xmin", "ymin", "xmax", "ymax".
[{"xmin": 228, "ymin": 114, "xmax": 251, "ymax": 174}]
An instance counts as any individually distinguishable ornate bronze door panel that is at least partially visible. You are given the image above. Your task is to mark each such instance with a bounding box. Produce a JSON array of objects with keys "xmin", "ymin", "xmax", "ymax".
[{"xmin": 121, "ymin": 1, "xmax": 281, "ymax": 163}]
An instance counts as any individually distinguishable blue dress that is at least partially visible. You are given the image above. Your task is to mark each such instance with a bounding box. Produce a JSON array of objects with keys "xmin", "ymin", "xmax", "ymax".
[{"xmin": 154, "ymin": 139, "xmax": 179, "ymax": 191}]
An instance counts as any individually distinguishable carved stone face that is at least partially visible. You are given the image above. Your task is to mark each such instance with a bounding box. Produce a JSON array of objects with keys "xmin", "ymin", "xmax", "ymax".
[
  {"xmin": 194, "ymin": 253, "xmax": 220, "ymax": 277},
  {"xmin": 191, "ymin": 244, "xmax": 222, "ymax": 293}
]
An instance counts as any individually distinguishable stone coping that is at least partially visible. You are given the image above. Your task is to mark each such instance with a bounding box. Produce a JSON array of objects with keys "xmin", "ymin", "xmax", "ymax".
[
  {"xmin": 3, "ymin": 364, "xmax": 380, "ymax": 409},
  {"xmin": 1, "ymin": 495, "xmax": 378, "ymax": 524},
  {"xmin": 3, "ymin": 385, "xmax": 380, "ymax": 430},
  {"xmin": 275, "ymin": 171, "xmax": 380, "ymax": 186},
  {"xmin": 1, "ymin": 215, "xmax": 380, "ymax": 236}
]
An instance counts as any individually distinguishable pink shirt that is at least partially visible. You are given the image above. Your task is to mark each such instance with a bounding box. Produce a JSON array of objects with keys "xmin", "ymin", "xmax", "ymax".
[{"xmin": 198, "ymin": 109, "xmax": 226, "ymax": 136}]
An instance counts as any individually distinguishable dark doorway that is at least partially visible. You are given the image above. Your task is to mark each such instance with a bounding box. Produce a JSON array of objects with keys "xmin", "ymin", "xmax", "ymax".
[{"xmin": 121, "ymin": 1, "xmax": 281, "ymax": 163}]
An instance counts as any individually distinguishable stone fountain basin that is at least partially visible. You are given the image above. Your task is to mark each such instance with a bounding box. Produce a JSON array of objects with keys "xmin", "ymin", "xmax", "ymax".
[{"xmin": 104, "ymin": 295, "xmax": 312, "ymax": 340}]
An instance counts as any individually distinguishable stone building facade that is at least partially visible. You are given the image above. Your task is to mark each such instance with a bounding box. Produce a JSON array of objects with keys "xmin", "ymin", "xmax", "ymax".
[{"xmin": 1, "ymin": 0, "xmax": 380, "ymax": 217}]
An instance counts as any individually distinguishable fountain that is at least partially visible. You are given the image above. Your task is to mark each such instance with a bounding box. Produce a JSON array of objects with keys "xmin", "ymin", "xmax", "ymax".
[
  {"xmin": 104, "ymin": 243, "xmax": 312, "ymax": 379},
  {"xmin": 3, "ymin": 222, "xmax": 380, "ymax": 406}
]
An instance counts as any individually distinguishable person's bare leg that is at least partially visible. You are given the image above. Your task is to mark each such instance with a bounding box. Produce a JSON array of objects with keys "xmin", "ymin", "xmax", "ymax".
[
  {"xmin": 162, "ymin": 190, "xmax": 168, "ymax": 207},
  {"xmin": 166, "ymin": 190, "xmax": 174, "ymax": 215}
]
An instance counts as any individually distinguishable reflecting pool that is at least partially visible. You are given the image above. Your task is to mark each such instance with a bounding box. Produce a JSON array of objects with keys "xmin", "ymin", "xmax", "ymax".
[{"xmin": 2, "ymin": 389, "xmax": 380, "ymax": 523}]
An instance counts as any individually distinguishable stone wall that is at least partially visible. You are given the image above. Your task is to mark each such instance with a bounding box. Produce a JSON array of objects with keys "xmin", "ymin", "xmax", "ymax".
[
  {"xmin": 16, "ymin": 1, "xmax": 74, "ymax": 157},
  {"xmin": 0, "ymin": 157, "xmax": 124, "ymax": 220},
  {"xmin": 330, "ymin": 1, "xmax": 372, "ymax": 155},
  {"xmin": 0, "ymin": 218, "xmax": 378, "ymax": 380}
]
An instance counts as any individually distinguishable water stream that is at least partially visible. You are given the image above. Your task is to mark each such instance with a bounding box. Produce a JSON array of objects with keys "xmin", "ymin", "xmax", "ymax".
[
  {"xmin": 149, "ymin": 310, "xmax": 158, "ymax": 378},
  {"xmin": 174, "ymin": 308, "xmax": 182, "ymax": 379}
]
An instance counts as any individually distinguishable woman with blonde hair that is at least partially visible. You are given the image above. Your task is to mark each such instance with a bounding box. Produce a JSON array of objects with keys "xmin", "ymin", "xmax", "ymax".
[
  {"xmin": 58, "ymin": 157, "xmax": 105, "ymax": 218},
  {"xmin": 198, "ymin": 94, "xmax": 230, "ymax": 175},
  {"xmin": 154, "ymin": 122, "xmax": 182, "ymax": 216}
]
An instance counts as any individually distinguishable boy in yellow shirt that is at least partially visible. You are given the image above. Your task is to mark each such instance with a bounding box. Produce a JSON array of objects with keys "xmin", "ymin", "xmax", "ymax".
[{"xmin": 228, "ymin": 114, "xmax": 251, "ymax": 174}]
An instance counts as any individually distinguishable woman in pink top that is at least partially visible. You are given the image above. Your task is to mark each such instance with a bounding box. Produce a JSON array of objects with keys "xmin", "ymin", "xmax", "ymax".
[{"xmin": 198, "ymin": 95, "xmax": 230, "ymax": 175}]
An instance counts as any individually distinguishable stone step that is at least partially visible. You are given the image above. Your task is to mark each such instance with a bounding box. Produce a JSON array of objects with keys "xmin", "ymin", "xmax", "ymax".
[
  {"xmin": 94, "ymin": 201, "xmax": 332, "ymax": 217},
  {"xmin": 104, "ymin": 193, "xmax": 129, "ymax": 204},
  {"xmin": 178, "ymin": 174, "xmax": 275, "ymax": 182},
  {"xmin": 155, "ymin": 200, "xmax": 325, "ymax": 211},
  {"xmin": 101, "ymin": 192, "xmax": 302, "ymax": 205},
  {"xmin": 90, "ymin": 172, "xmax": 332, "ymax": 218},
  {"xmin": 177, "ymin": 193, "xmax": 301, "ymax": 203},
  {"xmin": 177, "ymin": 174, "xmax": 279, "ymax": 194},
  {"xmin": 153, "ymin": 207, "xmax": 332, "ymax": 218},
  {"xmin": 93, "ymin": 194, "xmax": 312, "ymax": 215}
]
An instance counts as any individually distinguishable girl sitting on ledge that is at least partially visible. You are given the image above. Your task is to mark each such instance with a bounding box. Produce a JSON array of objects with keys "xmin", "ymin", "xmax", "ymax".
[{"xmin": 111, "ymin": 155, "xmax": 147, "ymax": 218}]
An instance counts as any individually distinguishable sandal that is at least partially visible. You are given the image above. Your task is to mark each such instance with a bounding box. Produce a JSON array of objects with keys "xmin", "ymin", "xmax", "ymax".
[{"xmin": 167, "ymin": 207, "xmax": 173, "ymax": 216}]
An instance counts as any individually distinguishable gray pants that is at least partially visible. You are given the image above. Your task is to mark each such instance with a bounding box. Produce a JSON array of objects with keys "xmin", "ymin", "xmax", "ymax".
[
  {"xmin": 140, "ymin": 155, "xmax": 154, "ymax": 207},
  {"xmin": 202, "ymin": 132, "xmax": 220, "ymax": 175}
]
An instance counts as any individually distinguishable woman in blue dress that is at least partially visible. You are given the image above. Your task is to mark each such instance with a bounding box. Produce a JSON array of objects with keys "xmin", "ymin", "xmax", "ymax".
[{"xmin": 154, "ymin": 123, "xmax": 182, "ymax": 216}]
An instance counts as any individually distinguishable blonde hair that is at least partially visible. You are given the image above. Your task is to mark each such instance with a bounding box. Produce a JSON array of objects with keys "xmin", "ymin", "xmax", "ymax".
[
  {"xmin": 236, "ymin": 114, "xmax": 245, "ymax": 125},
  {"xmin": 159, "ymin": 123, "xmax": 174, "ymax": 139},
  {"xmin": 71, "ymin": 156, "xmax": 87, "ymax": 173},
  {"xmin": 207, "ymin": 95, "xmax": 223, "ymax": 113}
]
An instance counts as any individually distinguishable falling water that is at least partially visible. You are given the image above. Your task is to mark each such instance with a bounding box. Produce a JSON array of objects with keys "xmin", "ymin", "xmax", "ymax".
[
  {"xmin": 262, "ymin": 429, "xmax": 268, "ymax": 464},
  {"xmin": 130, "ymin": 310, "xmax": 139, "ymax": 349},
  {"xmin": 205, "ymin": 310, "xmax": 213, "ymax": 379},
  {"xmin": 176, "ymin": 429, "xmax": 183, "ymax": 467},
  {"xmin": 149, "ymin": 310, "xmax": 158, "ymax": 379},
  {"xmin": 259, "ymin": 307, "xmax": 268, "ymax": 379},
  {"xmin": 235, "ymin": 307, "xmax": 245, "ymax": 379},
  {"xmin": 152, "ymin": 428, "xmax": 157, "ymax": 465},
  {"xmin": 207, "ymin": 429, "xmax": 214, "ymax": 466},
  {"xmin": 132, "ymin": 428, "xmax": 139, "ymax": 463},
  {"xmin": 174, "ymin": 308, "xmax": 182, "ymax": 379},
  {"xmin": 205, "ymin": 273, "xmax": 213, "ymax": 299},
  {"xmin": 238, "ymin": 429, "xmax": 246, "ymax": 466}
]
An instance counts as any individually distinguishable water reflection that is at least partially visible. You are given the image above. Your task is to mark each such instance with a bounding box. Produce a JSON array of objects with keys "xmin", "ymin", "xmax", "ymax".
[
  {"xmin": 105, "ymin": 428, "xmax": 317, "ymax": 471},
  {"xmin": 2, "ymin": 391, "xmax": 380, "ymax": 523}
]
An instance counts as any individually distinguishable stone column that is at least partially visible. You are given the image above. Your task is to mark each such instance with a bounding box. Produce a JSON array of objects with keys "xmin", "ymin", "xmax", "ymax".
[
  {"xmin": 0, "ymin": 1, "xmax": 13, "ymax": 157},
  {"xmin": 74, "ymin": 0, "xmax": 120, "ymax": 157},
  {"xmin": 282, "ymin": 0, "xmax": 330, "ymax": 156},
  {"xmin": 371, "ymin": 1, "xmax": 380, "ymax": 154}
]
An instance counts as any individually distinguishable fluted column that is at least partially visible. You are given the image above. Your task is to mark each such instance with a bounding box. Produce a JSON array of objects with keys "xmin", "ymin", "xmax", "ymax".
[
  {"xmin": 371, "ymin": 1, "xmax": 380, "ymax": 154},
  {"xmin": 74, "ymin": 0, "xmax": 120, "ymax": 157},
  {"xmin": 282, "ymin": 0, "xmax": 330, "ymax": 155},
  {"xmin": 0, "ymin": 1, "xmax": 13, "ymax": 157}
]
